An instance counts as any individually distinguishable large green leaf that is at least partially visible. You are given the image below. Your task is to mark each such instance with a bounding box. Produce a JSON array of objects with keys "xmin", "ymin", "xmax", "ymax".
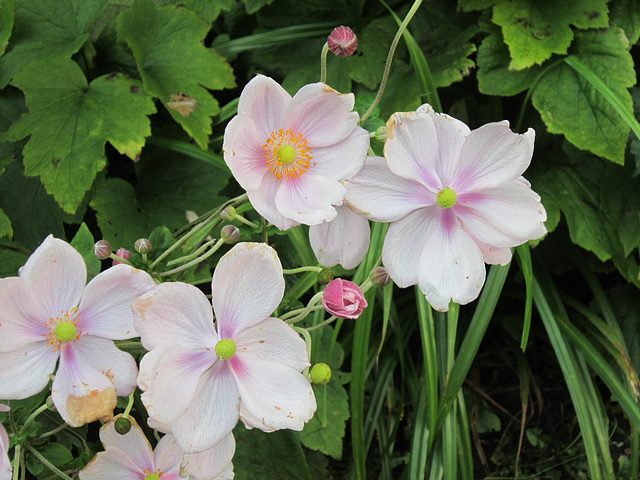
[
  {"xmin": 0, "ymin": 208, "xmax": 11, "ymax": 238},
  {"xmin": 4, "ymin": 57, "xmax": 156, "ymax": 213},
  {"xmin": 492, "ymin": 0, "xmax": 609, "ymax": 70},
  {"xmin": 610, "ymin": 0, "xmax": 640, "ymax": 44},
  {"xmin": 0, "ymin": 0, "xmax": 14, "ymax": 59},
  {"xmin": 70, "ymin": 223, "xmax": 101, "ymax": 279},
  {"xmin": 532, "ymin": 28, "xmax": 635, "ymax": 164},
  {"xmin": 158, "ymin": 0, "xmax": 235, "ymax": 22},
  {"xmin": 0, "ymin": 0, "xmax": 109, "ymax": 87},
  {"xmin": 117, "ymin": 0, "xmax": 235, "ymax": 148}
]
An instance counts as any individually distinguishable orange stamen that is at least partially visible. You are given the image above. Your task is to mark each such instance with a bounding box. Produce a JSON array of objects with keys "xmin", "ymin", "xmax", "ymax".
[{"xmin": 262, "ymin": 128, "xmax": 313, "ymax": 181}]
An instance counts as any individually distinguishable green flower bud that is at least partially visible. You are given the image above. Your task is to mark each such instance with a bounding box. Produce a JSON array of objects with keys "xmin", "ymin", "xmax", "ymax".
[
  {"xmin": 374, "ymin": 125, "xmax": 387, "ymax": 142},
  {"xmin": 220, "ymin": 205, "xmax": 237, "ymax": 222},
  {"xmin": 317, "ymin": 268, "xmax": 334, "ymax": 285},
  {"xmin": 114, "ymin": 416, "xmax": 132, "ymax": 435},
  {"xmin": 310, "ymin": 363, "xmax": 332, "ymax": 385},
  {"xmin": 221, "ymin": 225, "xmax": 240, "ymax": 244},
  {"xmin": 135, "ymin": 238, "xmax": 152, "ymax": 254}
]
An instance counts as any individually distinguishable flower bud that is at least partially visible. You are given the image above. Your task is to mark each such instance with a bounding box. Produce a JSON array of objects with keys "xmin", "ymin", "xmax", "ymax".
[
  {"xmin": 113, "ymin": 248, "xmax": 132, "ymax": 266},
  {"xmin": 327, "ymin": 26, "xmax": 358, "ymax": 57},
  {"xmin": 114, "ymin": 416, "xmax": 132, "ymax": 435},
  {"xmin": 135, "ymin": 238, "xmax": 152, "ymax": 254},
  {"xmin": 221, "ymin": 225, "xmax": 240, "ymax": 244},
  {"xmin": 374, "ymin": 125, "xmax": 387, "ymax": 142},
  {"xmin": 46, "ymin": 395, "xmax": 56, "ymax": 411},
  {"xmin": 220, "ymin": 205, "xmax": 236, "ymax": 222},
  {"xmin": 370, "ymin": 266, "xmax": 391, "ymax": 287},
  {"xmin": 93, "ymin": 240, "xmax": 112, "ymax": 260},
  {"xmin": 317, "ymin": 268, "xmax": 334, "ymax": 285},
  {"xmin": 310, "ymin": 363, "xmax": 332, "ymax": 386},
  {"xmin": 322, "ymin": 278, "xmax": 368, "ymax": 319}
]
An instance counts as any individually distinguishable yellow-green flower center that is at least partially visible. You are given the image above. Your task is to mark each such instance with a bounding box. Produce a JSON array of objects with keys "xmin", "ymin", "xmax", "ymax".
[
  {"xmin": 215, "ymin": 339, "xmax": 237, "ymax": 360},
  {"xmin": 54, "ymin": 321, "xmax": 78, "ymax": 342},
  {"xmin": 144, "ymin": 474, "xmax": 161, "ymax": 480},
  {"xmin": 436, "ymin": 187, "xmax": 457, "ymax": 209},
  {"xmin": 277, "ymin": 144, "xmax": 297, "ymax": 164},
  {"xmin": 263, "ymin": 128, "xmax": 313, "ymax": 181}
]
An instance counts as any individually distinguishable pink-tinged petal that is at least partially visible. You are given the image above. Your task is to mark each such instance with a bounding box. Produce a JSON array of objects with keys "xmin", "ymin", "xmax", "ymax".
[
  {"xmin": 0, "ymin": 423, "xmax": 10, "ymax": 480},
  {"xmin": 417, "ymin": 213, "xmax": 486, "ymax": 312},
  {"xmin": 246, "ymin": 174, "xmax": 300, "ymax": 231},
  {"xmin": 132, "ymin": 282, "xmax": 218, "ymax": 351},
  {"xmin": 171, "ymin": 363, "xmax": 240, "ymax": 453},
  {"xmin": 238, "ymin": 402, "xmax": 275, "ymax": 432},
  {"xmin": 466, "ymin": 231, "xmax": 513, "ymax": 265},
  {"xmin": 382, "ymin": 207, "xmax": 441, "ymax": 288},
  {"xmin": 153, "ymin": 434, "xmax": 183, "ymax": 477},
  {"xmin": 223, "ymin": 114, "xmax": 269, "ymax": 192},
  {"xmin": 78, "ymin": 265, "xmax": 155, "ymax": 340},
  {"xmin": 274, "ymin": 174, "xmax": 344, "ymax": 226},
  {"xmin": 19, "ymin": 236, "xmax": 86, "ymax": 318},
  {"xmin": 234, "ymin": 318, "xmax": 310, "ymax": 372},
  {"xmin": 52, "ymin": 342, "xmax": 118, "ymax": 427},
  {"xmin": 0, "ymin": 342, "xmax": 58, "ymax": 399},
  {"xmin": 345, "ymin": 156, "xmax": 434, "ymax": 222},
  {"xmin": 322, "ymin": 279, "xmax": 368, "ymax": 319},
  {"xmin": 384, "ymin": 111, "xmax": 441, "ymax": 190},
  {"xmin": 213, "ymin": 243, "xmax": 284, "ymax": 340},
  {"xmin": 310, "ymin": 205, "xmax": 370, "ymax": 269},
  {"xmin": 180, "ymin": 433, "xmax": 235, "ymax": 480},
  {"xmin": 139, "ymin": 345, "xmax": 216, "ymax": 425},
  {"xmin": 237, "ymin": 75, "xmax": 290, "ymax": 139},
  {"xmin": 99, "ymin": 415, "xmax": 155, "ymax": 473},
  {"xmin": 231, "ymin": 358, "xmax": 316, "ymax": 432},
  {"xmin": 452, "ymin": 123, "xmax": 535, "ymax": 192},
  {"xmin": 416, "ymin": 104, "xmax": 470, "ymax": 186},
  {"xmin": 308, "ymin": 126, "xmax": 370, "ymax": 180},
  {"xmin": 0, "ymin": 404, "xmax": 8, "ymax": 413},
  {"xmin": 79, "ymin": 453, "xmax": 140, "ymax": 480},
  {"xmin": 285, "ymin": 83, "xmax": 357, "ymax": 147},
  {"xmin": 456, "ymin": 179, "xmax": 547, "ymax": 248},
  {"xmin": 0, "ymin": 277, "xmax": 48, "ymax": 352}
]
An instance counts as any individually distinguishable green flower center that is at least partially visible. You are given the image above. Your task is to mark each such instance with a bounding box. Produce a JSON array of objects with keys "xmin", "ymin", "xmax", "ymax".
[
  {"xmin": 144, "ymin": 474, "xmax": 161, "ymax": 480},
  {"xmin": 276, "ymin": 144, "xmax": 297, "ymax": 164},
  {"xmin": 54, "ymin": 321, "xmax": 78, "ymax": 342},
  {"xmin": 436, "ymin": 187, "xmax": 457, "ymax": 209},
  {"xmin": 215, "ymin": 339, "xmax": 237, "ymax": 360}
]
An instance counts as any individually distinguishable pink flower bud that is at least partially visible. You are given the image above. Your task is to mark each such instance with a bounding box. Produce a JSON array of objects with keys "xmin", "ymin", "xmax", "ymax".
[
  {"xmin": 322, "ymin": 278, "xmax": 368, "ymax": 319},
  {"xmin": 93, "ymin": 240, "xmax": 112, "ymax": 260},
  {"xmin": 112, "ymin": 248, "xmax": 132, "ymax": 266},
  {"xmin": 327, "ymin": 26, "xmax": 358, "ymax": 57},
  {"xmin": 370, "ymin": 266, "xmax": 391, "ymax": 287},
  {"xmin": 221, "ymin": 225, "xmax": 240, "ymax": 244},
  {"xmin": 135, "ymin": 238, "xmax": 152, "ymax": 254}
]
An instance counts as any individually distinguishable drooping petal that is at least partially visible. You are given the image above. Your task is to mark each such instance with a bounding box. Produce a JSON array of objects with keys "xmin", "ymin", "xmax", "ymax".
[
  {"xmin": 345, "ymin": 156, "xmax": 434, "ymax": 222},
  {"xmin": 78, "ymin": 265, "xmax": 155, "ymax": 340},
  {"xmin": 237, "ymin": 75, "xmax": 290, "ymax": 139},
  {"xmin": 274, "ymin": 174, "xmax": 344, "ymax": 226},
  {"xmin": 231, "ymin": 357, "xmax": 316, "ymax": 432},
  {"xmin": 152, "ymin": 434, "xmax": 184, "ymax": 478},
  {"xmin": 307, "ymin": 127, "xmax": 370, "ymax": 181},
  {"xmin": 98, "ymin": 415, "xmax": 155, "ymax": 474},
  {"xmin": 382, "ymin": 207, "xmax": 441, "ymax": 288},
  {"xmin": 0, "ymin": 277, "xmax": 48, "ymax": 352},
  {"xmin": 180, "ymin": 433, "xmax": 235, "ymax": 480},
  {"xmin": 417, "ymin": 212, "xmax": 486, "ymax": 312},
  {"xmin": 132, "ymin": 282, "xmax": 218, "ymax": 351},
  {"xmin": 223, "ymin": 114, "xmax": 270, "ymax": 192},
  {"xmin": 213, "ymin": 243, "xmax": 284, "ymax": 340},
  {"xmin": 245, "ymin": 174, "xmax": 300, "ymax": 231},
  {"xmin": 452, "ymin": 123, "xmax": 535, "ymax": 192},
  {"xmin": 139, "ymin": 345, "xmax": 217, "ymax": 425},
  {"xmin": 456, "ymin": 179, "xmax": 547, "ymax": 248},
  {"xmin": 309, "ymin": 204, "xmax": 370, "ymax": 270},
  {"xmin": 18, "ymin": 235, "xmax": 86, "ymax": 321},
  {"xmin": 285, "ymin": 83, "xmax": 357, "ymax": 147},
  {"xmin": 234, "ymin": 318, "xmax": 310, "ymax": 372},
  {"xmin": 384, "ymin": 111, "xmax": 441, "ymax": 190},
  {"xmin": 0, "ymin": 342, "xmax": 58, "ymax": 399},
  {"xmin": 171, "ymin": 362, "xmax": 240, "ymax": 453},
  {"xmin": 465, "ymin": 230, "xmax": 513, "ymax": 265}
]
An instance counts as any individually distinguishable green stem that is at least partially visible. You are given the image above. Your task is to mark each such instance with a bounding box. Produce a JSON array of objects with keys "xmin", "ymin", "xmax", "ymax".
[
  {"xmin": 320, "ymin": 42, "xmax": 329, "ymax": 84},
  {"xmin": 24, "ymin": 444, "xmax": 74, "ymax": 480},
  {"xmin": 159, "ymin": 238, "xmax": 225, "ymax": 276},
  {"xmin": 283, "ymin": 292, "xmax": 325, "ymax": 323},
  {"xmin": 12, "ymin": 444, "xmax": 21, "ymax": 480},
  {"xmin": 305, "ymin": 315, "xmax": 338, "ymax": 332},
  {"xmin": 32, "ymin": 423, "xmax": 67, "ymax": 441},
  {"xmin": 123, "ymin": 392, "xmax": 135, "ymax": 418},
  {"xmin": 166, "ymin": 237, "xmax": 220, "ymax": 267},
  {"xmin": 283, "ymin": 266, "xmax": 323, "ymax": 275},
  {"xmin": 19, "ymin": 404, "xmax": 49, "ymax": 435},
  {"xmin": 234, "ymin": 214, "xmax": 259, "ymax": 229}
]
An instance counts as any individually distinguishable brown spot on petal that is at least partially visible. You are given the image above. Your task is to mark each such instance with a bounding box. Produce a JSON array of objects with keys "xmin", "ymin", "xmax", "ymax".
[
  {"xmin": 132, "ymin": 296, "xmax": 154, "ymax": 322},
  {"xmin": 65, "ymin": 387, "xmax": 116, "ymax": 427},
  {"xmin": 167, "ymin": 93, "xmax": 197, "ymax": 117},
  {"xmin": 344, "ymin": 198, "xmax": 370, "ymax": 217}
]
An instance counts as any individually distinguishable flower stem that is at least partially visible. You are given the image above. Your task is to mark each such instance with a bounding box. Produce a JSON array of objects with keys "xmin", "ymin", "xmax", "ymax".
[
  {"xmin": 360, "ymin": 0, "xmax": 424, "ymax": 124},
  {"xmin": 283, "ymin": 266, "xmax": 323, "ymax": 275},
  {"xmin": 159, "ymin": 238, "xmax": 225, "ymax": 277},
  {"xmin": 166, "ymin": 237, "xmax": 220, "ymax": 266},
  {"xmin": 12, "ymin": 444, "xmax": 21, "ymax": 480},
  {"xmin": 305, "ymin": 315, "xmax": 338, "ymax": 332},
  {"xmin": 123, "ymin": 392, "xmax": 135, "ymax": 418},
  {"xmin": 19, "ymin": 404, "xmax": 49, "ymax": 435},
  {"xmin": 234, "ymin": 213, "xmax": 259, "ymax": 229},
  {"xmin": 24, "ymin": 444, "xmax": 74, "ymax": 480},
  {"xmin": 109, "ymin": 253, "xmax": 132, "ymax": 266},
  {"xmin": 283, "ymin": 292, "xmax": 325, "ymax": 324},
  {"xmin": 320, "ymin": 42, "xmax": 329, "ymax": 83}
]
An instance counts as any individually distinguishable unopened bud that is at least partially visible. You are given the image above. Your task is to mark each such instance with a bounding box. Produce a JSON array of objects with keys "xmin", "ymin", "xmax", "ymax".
[
  {"xmin": 374, "ymin": 126, "xmax": 387, "ymax": 142},
  {"xmin": 94, "ymin": 240, "xmax": 112, "ymax": 260},
  {"xmin": 370, "ymin": 266, "xmax": 391, "ymax": 287},
  {"xmin": 310, "ymin": 363, "xmax": 332, "ymax": 385},
  {"xmin": 113, "ymin": 248, "xmax": 132, "ymax": 266},
  {"xmin": 220, "ymin": 206, "xmax": 236, "ymax": 222},
  {"xmin": 114, "ymin": 416, "xmax": 132, "ymax": 435},
  {"xmin": 327, "ymin": 26, "xmax": 358, "ymax": 57},
  {"xmin": 135, "ymin": 238, "xmax": 152, "ymax": 254},
  {"xmin": 317, "ymin": 268, "xmax": 334, "ymax": 285},
  {"xmin": 46, "ymin": 396, "xmax": 56, "ymax": 411},
  {"xmin": 221, "ymin": 225, "xmax": 240, "ymax": 244}
]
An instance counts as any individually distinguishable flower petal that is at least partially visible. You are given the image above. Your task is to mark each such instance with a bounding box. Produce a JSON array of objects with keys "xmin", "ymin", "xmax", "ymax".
[
  {"xmin": 308, "ymin": 126, "xmax": 370, "ymax": 180},
  {"xmin": 246, "ymin": 174, "xmax": 300, "ymax": 231},
  {"xmin": 132, "ymin": 282, "xmax": 218, "ymax": 351},
  {"xmin": 417, "ymin": 213, "xmax": 486, "ymax": 312},
  {"xmin": 213, "ymin": 243, "xmax": 284, "ymax": 339},
  {"xmin": 309, "ymin": 204, "xmax": 370, "ymax": 270},
  {"xmin": 223, "ymin": 114, "xmax": 269, "ymax": 192},
  {"xmin": 153, "ymin": 434, "xmax": 183, "ymax": 477},
  {"xmin": 98, "ymin": 415, "xmax": 155, "ymax": 473},
  {"xmin": 452, "ymin": 123, "xmax": 535, "ymax": 192},
  {"xmin": 78, "ymin": 265, "xmax": 155, "ymax": 340},
  {"xmin": 19, "ymin": 236, "xmax": 86, "ymax": 319},
  {"xmin": 274, "ymin": 174, "xmax": 344, "ymax": 226},
  {"xmin": 382, "ymin": 207, "xmax": 441, "ymax": 288},
  {"xmin": 237, "ymin": 75, "xmax": 290, "ymax": 139},
  {"xmin": 0, "ymin": 277, "xmax": 48, "ymax": 352},
  {"xmin": 139, "ymin": 345, "xmax": 216, "ymax": 425},
  {"xmin": 180, "ymin": 433, "xmax": 235, "ymax": 480},
  {"xmin": 345, "ymin": 156, "xmax": 434, "ymax": 222},
  {"xmin": 0, "ymin": 342, "xmax": 58, "ymax": 399},
  {"xmin": 285, "ymin": 83, "xmax": 358, "ymax": 147},
  {"xmin": 384, "ymin": 111, "xmax": 441, "ymax": 190},
  {"xmin": 0, "ymin": 423, "xmax": 10, "ymax": 480}
]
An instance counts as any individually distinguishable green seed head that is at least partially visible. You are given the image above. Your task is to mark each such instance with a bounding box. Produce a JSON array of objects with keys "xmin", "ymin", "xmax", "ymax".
[
  {"xmin": 277, "ymin": 144, "xmax": 297, "ymax": 164},
  {"xmin": 215, "ymin": 339, "xmax": 237, "ymax": 360},
  {"xmin": 144, "ymin": 474, "xmax": 161, "ymax": 480},
  {"xmin": 310, "ymin": 363, "xmax": 332, "ymax": 386},
  {"xmin": 54, "ymin": 322, "xmax": 77, "ymax": 342},
  {"xmin": 114, "ymin": 417, "xmax": 132, "ymax": 435},
  {"xmin": 436, "ymin": 187, "xmax": 457, "ymax": 209}
]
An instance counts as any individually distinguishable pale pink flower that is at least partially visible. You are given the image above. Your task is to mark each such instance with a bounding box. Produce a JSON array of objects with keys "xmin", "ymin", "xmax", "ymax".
[
  {"xmin": 223, "ymin": 75, "xmax": 370, "ymax": 230},
  {"xmin": 0, "ymin": 236, "xmax": 156, "ymax": 426},
  {"xmin": 345, "ymin": 105, "xmax": 547, "ymax": 311},
  {"xmin": 322, "ymin": 278, "xmax": 368, "ymax": 319},
  {"xmin": 112, "ymin": 248, "xmax": 132, "ymax": 266},
  {"xmin": 133, "ymin": 242, "xmax": 316, "ymax": 454},
  {"xmin": 0, "ymin": 404, "xmax": 10, "ymax": 480}
]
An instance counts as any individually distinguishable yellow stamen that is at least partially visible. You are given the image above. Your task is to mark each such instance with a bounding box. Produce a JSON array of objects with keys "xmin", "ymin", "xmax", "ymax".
[
  {"xmin": 44, "ymin": 307, "xmax": 83, "ymax": 352},
  {"xmin": 263, "ymin": 128, "xmax": 313, "ymax": 181}
]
